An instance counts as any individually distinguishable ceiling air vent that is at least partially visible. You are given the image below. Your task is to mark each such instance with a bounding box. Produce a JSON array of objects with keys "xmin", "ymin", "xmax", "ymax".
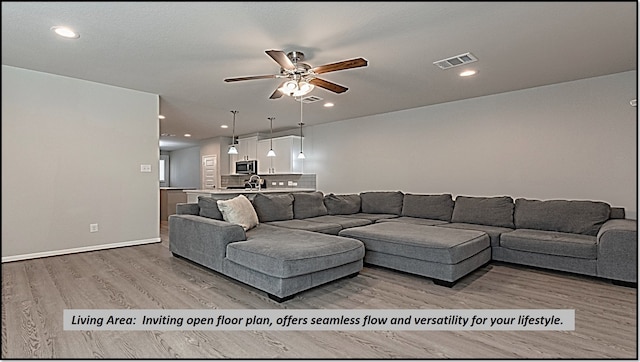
[
  {"xmin": 298, "ymin": 95, "xmax": 323, "ymax": 103},
  {"xmin": 433, "ymin": 52, "xmax": 478, "ymax": 70}
]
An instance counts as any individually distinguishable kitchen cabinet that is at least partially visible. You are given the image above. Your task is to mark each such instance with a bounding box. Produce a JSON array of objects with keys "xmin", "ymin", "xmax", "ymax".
[
  {"xmin": 257, "ymin": 135, "xmax": 303, "ymax": 174},
  {"xmin": 230, "ymin": 136, "xmax": 258, "ymax": 174},
  {"xmin": 237, "ymin": 136, "xmax": 258, "ymax": 161}
]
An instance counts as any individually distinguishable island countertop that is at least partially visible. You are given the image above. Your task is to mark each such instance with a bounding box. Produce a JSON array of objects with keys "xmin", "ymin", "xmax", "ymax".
[{"xmin": 184, "ymin": 188, "xmax": 316, "ymax": 202}]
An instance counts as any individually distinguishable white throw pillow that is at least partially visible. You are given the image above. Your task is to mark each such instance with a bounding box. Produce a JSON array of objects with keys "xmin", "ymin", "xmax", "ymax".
[{"xmin": 216, "ymin": 195, "xmax": 259, "ymax": 231}]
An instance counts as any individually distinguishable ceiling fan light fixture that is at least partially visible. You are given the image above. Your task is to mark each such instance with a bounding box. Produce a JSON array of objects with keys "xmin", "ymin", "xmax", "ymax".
[{"xmin": 279, "ymin": 80, "xmax": 314, "ymax": 97}]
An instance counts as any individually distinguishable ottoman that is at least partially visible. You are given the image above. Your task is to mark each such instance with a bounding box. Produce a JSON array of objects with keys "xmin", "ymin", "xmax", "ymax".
[{"xmin": 339, "ymin": 222, "xmax": 490, "ymax": 286}]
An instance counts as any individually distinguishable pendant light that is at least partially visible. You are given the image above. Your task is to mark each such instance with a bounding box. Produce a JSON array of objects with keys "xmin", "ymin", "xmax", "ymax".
[
  {"xmin": 267, "ymin": 117, "xmax": 276, "ymax": 157},
  {"xmin": 228, "ymin": 110, "xmax": 238, "ymax": 155},
  {"xmin": 297, "ymin": 97, "xmax": 305, "ymax": 159}
]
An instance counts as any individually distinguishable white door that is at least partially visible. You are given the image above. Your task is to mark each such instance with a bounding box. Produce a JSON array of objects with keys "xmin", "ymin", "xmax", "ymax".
[{"xmin": 202, "ymin": 155, "xmax": 217, "ymax": 189}]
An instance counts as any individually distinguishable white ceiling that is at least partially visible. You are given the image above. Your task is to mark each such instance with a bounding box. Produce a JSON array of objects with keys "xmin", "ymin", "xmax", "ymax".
[{"xmin": 2, "ymin": 2, "xmax": 637, "ymax": 151}]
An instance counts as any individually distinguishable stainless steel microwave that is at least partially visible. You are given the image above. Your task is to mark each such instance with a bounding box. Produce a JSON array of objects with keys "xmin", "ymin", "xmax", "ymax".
[{"xmin": 236, "ymin": 160, "xmax": 257, "ymax": 174}]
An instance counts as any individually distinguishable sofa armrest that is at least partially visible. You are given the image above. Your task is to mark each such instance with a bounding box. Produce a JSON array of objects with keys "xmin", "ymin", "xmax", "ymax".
[
  {"xmin": 176, "ymin": 202, "xmax": 200, "ymax": 215},
  {"xmin": 169, "ymin": 214, "xmax": 246, "ymax": 272},
  {"xmin": 597, "ymin": 219, "xmax": 638, "ymax": 283}
]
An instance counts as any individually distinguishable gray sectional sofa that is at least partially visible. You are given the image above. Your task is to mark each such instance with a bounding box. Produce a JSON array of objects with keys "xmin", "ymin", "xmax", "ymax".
[{"xmin": 169, "ymin": 190, "xmax": 637, "ymax": 302}]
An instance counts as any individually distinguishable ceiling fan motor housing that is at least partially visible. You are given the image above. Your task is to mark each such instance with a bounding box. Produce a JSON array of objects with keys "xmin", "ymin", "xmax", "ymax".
[{"xmin": 287, "ymin": 51, "xmax": 305, "ymax": 63}]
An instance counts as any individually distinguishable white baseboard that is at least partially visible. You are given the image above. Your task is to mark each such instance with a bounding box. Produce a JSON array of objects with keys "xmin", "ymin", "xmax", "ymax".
[{"xmin": 1, "ymin": 238, "xmax": 162, "ymax": 263}]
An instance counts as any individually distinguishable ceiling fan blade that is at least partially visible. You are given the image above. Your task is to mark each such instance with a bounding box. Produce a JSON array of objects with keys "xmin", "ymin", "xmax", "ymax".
[
  {"xmin": 311, "ymin": 57, "xmax": 368, "ymax": 74},
  {"xmin": 265, "ymin": 50, "xmax": 295, "ymax": 71},
  {"xmin": 269, "ymin": 82, "xmax": 285, "ymax": 99},
  {"xmin": 224, "ymin": 74, "xmax": 277, "ymax": 82},
  {"xmin": 309, "ymin": 78, "xmax": 348, "ymax": 94}
]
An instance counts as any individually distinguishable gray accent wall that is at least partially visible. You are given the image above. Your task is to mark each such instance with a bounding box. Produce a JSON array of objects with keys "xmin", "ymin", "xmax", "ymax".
[
  {"xmin": 2, "ymin": 65, "xmax": 161, "ymax": 260},
  {"xmin": 168, "ymin": 146, "xmax": 200, "ymax": 187},
  {"xmin": 305, "ymin": 71, "xmax": 637, "ymax": 219}
]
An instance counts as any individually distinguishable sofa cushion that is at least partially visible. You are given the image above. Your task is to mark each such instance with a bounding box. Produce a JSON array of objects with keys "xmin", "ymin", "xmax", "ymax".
[
  {"xmin": 229, "ymin": 225, "xmax": 365, "ymax": 278},
  {"xmin": 500, "ymin": 229, "xmax": 597, "ymax": 259},
  {"xmin": 339, "ymin": 223, "xmax": 489, "ymax": 265},
  {"xmin": 451, "ymin": 196, "xmax": 515, "ymax": 228},
  {"xmin": 198, "ymin": 195, "xmax": 238, "ymax": 220},
  {"xmin": 304, "ymin": 215, "xmax": 373, "ymax": 229},
  {"xmin": 324, "ymin": 194, "xmax": 361, "ymax": 215},
  {"xmin": 402, "ymin": 193, "xmax": 454, "ymax": 221},
  {"xmin": 514, "ymin": 198, "xmax": 611, "ymax": 236},
  {"xmin": 341, "ymin": 213, "xmax": 399, "ymax": 222},
  {"xmin": 439, "ymin": 222, "xmax": 514, "ymax": 247},
  {"xmin": 264, "ymin": 219, "xmax": 342, "ymax": 235},
  {"xmin": 252, "ymin": 193, "xmax": 294, "ymax": 222},
  {"xmin": 293, "ymin": 191, "xmax": 328, "ymax": 219},
  {"xmin": 360, "ymin": 191, "xmax": 404, "ymax": 214},
  {"xmin": 216, "ymin": 195, "xmax": 259, "ymax": 231},
  {"xmin": 377, "ymin": 216, "xmax": 450, "ymax": 226}
]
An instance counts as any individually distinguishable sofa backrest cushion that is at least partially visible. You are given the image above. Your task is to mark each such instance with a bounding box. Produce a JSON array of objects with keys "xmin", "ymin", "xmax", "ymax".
[
  {"xmin": 610, "ymin": 207, "xmax": 626, "ymax": 219},
  {"xmin": 216, "ymin": 195, "xmax": 259, "ymax": 231},
  {"xmin": 451, "ymin": 195, "xmax": 515, "ymax": 228},
  {"xmin": 402, "ymin": 193, "xmax": 454, "ymax": 221},
  {"xmin": 324, "ymin": 194, "xmax": 361, "ymax": 215},
  {"xmin": 360, "ymin": 191, "xmax": 404, "ymax": 215},
  {"xmin": 252, "ymin": 193, "xmax": 294, "ymax": 222},
  {"xmin": 293, "ymin": 191, "xmax": 328, "ymax": 219},
  {"xmin": 514, "ymin": 198, "xmax": 611, "ymax": 236},
  {"xmin": 198, "ymin": 195, "xmax": 239, "ymax": 220}
]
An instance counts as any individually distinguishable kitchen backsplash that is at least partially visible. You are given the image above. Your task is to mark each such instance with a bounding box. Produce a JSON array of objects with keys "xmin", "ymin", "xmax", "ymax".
[{"xmin": 221, "ymin": 174, "xmax": 316, "ymax": 190}]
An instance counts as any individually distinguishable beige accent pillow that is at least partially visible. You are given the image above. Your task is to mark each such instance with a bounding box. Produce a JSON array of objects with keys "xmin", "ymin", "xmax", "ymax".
[{"xmin": 216, "ymin": 195, "xmax": 259, "ymax": 231}]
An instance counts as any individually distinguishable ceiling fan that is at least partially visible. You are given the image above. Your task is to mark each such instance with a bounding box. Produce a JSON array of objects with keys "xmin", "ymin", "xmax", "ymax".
[{"xmin": 224, "ymin": 50, "xmax": 368, "ymax": 99}]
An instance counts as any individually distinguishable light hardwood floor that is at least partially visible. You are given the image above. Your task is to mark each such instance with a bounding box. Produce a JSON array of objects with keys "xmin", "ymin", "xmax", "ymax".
[{"xmin": 2, "ymin": 222, "xmax": 637, "ymax": 359}]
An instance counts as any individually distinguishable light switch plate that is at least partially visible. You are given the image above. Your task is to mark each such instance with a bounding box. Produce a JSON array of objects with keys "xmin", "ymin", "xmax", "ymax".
[{"xmin": 140, "ymin": 164, "xmax": 152, "ymax": 172}]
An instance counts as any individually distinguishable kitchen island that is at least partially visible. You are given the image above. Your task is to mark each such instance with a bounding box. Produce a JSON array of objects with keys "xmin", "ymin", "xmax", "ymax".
[
  {"xmin": 184, "ymin": 188, "xmax": 316, "ymax": 203},
  {"xmin": 161, "ymin": 187, "xmax": 196, "ymax": 221}
]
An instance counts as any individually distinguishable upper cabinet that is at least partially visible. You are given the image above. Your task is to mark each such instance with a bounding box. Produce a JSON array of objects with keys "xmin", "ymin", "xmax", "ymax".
[
  {"xmin": 257, "ymin": 135, "xmax": 303, "ymax": 174},
  {"xmin": 229, "ymin": 136, "xmax": 258, "ymax": 174},
  {"xmin": 237, "ymin": 136, "xmax": 258, "ymax": 161}
]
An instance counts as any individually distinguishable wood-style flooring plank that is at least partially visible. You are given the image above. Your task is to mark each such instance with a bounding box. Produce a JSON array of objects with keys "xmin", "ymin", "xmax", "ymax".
[{"xmin": 1, "ymin": 221, "xmax": 636, "ymax": 359}]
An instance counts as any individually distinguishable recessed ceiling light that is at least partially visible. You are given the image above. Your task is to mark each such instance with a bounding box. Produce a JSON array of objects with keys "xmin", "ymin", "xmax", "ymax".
[
  {"xmin": 184, "ymin": 134, "xmax": 191, "ymax": 137},
  {"xmin": 324, "ymin": 102, "xmax": 334, "ymax": 108},
  {"xmin": 221, "ymin": 125, "xmax": 229, "ymax": 129},
  {"xmin": 459, "ymin": 70, "xmax": 477, "ymax": 77},
  {"xmin": 158, "ymin": 115, "xmax": 166, "ymax": 119},
  {"xmin": 51, "ymin": 26, "xmax": 79, "ymax": 39}
]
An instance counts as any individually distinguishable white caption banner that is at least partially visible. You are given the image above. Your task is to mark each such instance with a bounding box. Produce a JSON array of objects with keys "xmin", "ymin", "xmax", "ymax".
[{"xmin": 64, "ymin": 309, "xmax": 574, "ymax": 331}]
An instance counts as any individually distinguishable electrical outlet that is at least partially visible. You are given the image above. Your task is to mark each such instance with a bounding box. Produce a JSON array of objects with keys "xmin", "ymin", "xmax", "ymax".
[
  {"xmin": 271, "ymin": 181, "xmax": 277, "ymax": 186},
  {"xmin": 278, "ymin": 182, "xmax": 284, "ymax": 186},
  {"xmin": 287, "ymin": 181, "xmax": 294, "ymax": 186},
  {"xmin": 90, "ymin": 223, "xmax": 99, "ymax": 233}
]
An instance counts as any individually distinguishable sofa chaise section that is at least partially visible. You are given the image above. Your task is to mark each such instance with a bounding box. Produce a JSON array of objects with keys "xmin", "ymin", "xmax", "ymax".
[
  {"xmin": 225, "ymin": 224, "xmax": 364, "ymax": 301},
  {"xmin": 169, "ymin": 195, "xmax": 365, "ymax": 302}
]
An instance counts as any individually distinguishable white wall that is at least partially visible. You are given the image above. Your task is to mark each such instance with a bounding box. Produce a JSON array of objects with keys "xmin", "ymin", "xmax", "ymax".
[
  {"xmin": 169, "ymin": 146, "xmax": 200, "ymax": 187},
  {"xmin": 306, "ymin": 71, "xmax": 637, "ymax": 218},
  {"xmin": 2, "ymin": 65, "xmax": 161, "ymax": 260}
]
